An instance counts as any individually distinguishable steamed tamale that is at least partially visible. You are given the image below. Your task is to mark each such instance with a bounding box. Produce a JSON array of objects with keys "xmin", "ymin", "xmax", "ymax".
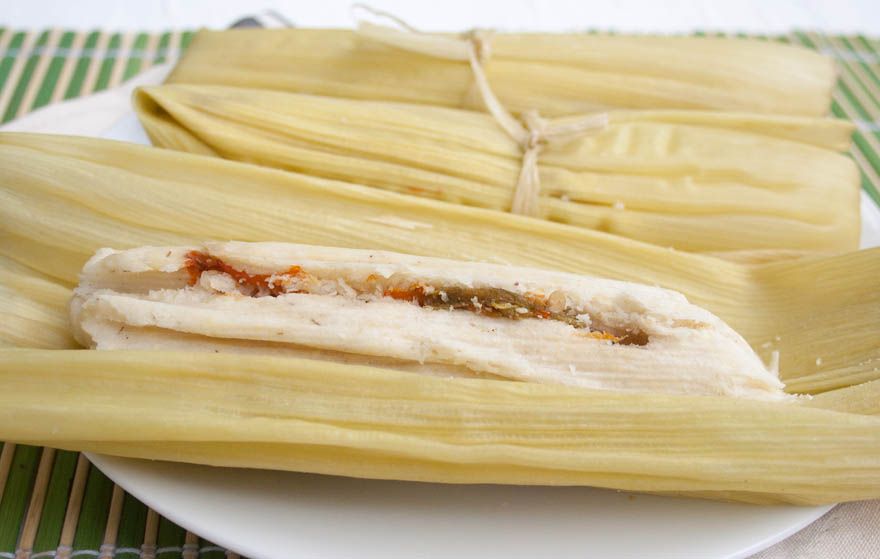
[
  {"xmin": 0, "ymin": 132, "xmax": 877, "ymax": 394},
  {"xmin": 1, "ymin": 133, "xmax": 878, "ymax": 505},
  {"xmin": 134, "ymin": 84, "xmax": 860, "ymax": 255},
  {"xmin": 166, "ymin": 29, "xmax": 836, "ymax": 117}
]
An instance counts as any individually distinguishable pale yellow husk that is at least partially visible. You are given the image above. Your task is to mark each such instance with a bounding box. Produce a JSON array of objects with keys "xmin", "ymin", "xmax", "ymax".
[
  {"xmin": 0, "ymin": 254, "xmax": 77, "ymax": 349},
  {"xmin": 133, "ymin": 84, "xmax": 860, "ymax": 256},
  {"xmin": 1, "ymin": 349, "xmax": 878, "ymax": 505},
  {"xmin": 166, "ymin": 29, "xmax": 836, "ymax": 116},
  {"xmin": 806, "ymin": 380, "xmax": 880, "ymax": 415},
  {"xmin": 1, "ymin": 133, "xmax": 878, "ymax": 505}
]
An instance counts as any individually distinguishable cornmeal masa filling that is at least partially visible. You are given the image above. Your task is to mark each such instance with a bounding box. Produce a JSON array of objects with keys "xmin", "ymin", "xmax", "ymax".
[
  {"xmin": 183, "ymin": 250, "xmax": 645, "ymax": 345},
  {"xmin": 70, "ymin": 242, "xmax": 790, "ymax": 400}
]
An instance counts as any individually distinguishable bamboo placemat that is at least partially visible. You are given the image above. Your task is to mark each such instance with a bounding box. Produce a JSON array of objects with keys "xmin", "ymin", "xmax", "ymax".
[{"xmin": 1, "ymin": 27, "xmax": 879, "ymax": 559}]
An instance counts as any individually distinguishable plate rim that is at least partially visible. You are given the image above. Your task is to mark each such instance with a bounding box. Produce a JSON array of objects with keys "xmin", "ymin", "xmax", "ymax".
[{"xmin": 86, "ymin": 452, "xmax": 835, "ymax": 559}]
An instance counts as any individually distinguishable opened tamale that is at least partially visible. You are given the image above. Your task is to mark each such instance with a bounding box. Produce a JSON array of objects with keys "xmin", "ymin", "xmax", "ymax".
[
  {"xmin": 69, "ymin": 242, "xmax": 791, "ymax": 400},
  {"xmin": 134, "ymin": 84, "xmax": 860, "ymax": 256},
  {"xmin": 0, "ymin": 132, "xmax": 877, "ymax": 394},
  {"xmin": 1, "ymin": 132, "xmax": 878, "ymax": 505},
  {"xmin": 165, "ymin": 28, "xmax": 836, "ymax": 117}
]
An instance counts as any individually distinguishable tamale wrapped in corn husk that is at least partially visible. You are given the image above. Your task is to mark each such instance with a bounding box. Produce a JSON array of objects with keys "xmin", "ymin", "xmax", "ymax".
[
  {"xmin": 0, "ymin": 132, "xmax": 877, "ymax": 394},
  {"xmin": 134, "ymin": 84, "xmax": 860, "ymax": 256},
  {"xmin": 166, "ymin": 29, "xmax": 836, "ymax": 117},
  {"xmin": 1, "ymin": 133, "xmax": 878, "ymax": 505}
]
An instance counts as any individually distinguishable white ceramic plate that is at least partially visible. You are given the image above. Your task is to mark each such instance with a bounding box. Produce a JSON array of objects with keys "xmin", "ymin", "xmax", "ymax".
[
  {"xmin": 8, "ymin": 69, "xmax": 880, "ymax": 558},
  {"xmin": 87, "ymin": 113, "xmax": 880, "ymax": 559},
  {"xmin": 87, "ymin": 453, "xmax": 831, "ymax": 559}
]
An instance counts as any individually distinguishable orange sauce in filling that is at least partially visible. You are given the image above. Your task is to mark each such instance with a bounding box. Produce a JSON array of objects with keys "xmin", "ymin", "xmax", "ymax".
[
  {"xmin": 383, "ymin": 282, "xmax": 623, "ymax": 343},
  {"xmin": 578, "ymin": 331, "xmax": 622, "ymax": 343},
  {"xmin": 184, "ymin": 251, "xmax": 302, "ymax": 296},
  {"xmin": 183, "ymin": 260, "xmax": 628, "ymax": 343},
  {"xmin": 383, "ymin": 284, "xmax": 427, "ymax": 304}
]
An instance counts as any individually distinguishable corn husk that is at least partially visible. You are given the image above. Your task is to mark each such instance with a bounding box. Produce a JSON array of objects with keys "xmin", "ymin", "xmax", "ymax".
[
  {"xmin": 1, "ymin": 348, "xmax": 879, "ymax": 505},
  {"xmin": 1, "ymin": 132, "xmax": 877, "ymax": 395},
  {"xmin": 166, "ymin": 29, "xmax": 836, "ymax": 117},
  {"xmin": 0, "ymin": 255, "xmax": 77, "ymax": 349},
  {"xmin": 133, "ymin": 84, "xmax": 860, "ymax": 256},
  {"xmin": 806, "ymin": 380, "xmax": 880, "ymax": 415}
]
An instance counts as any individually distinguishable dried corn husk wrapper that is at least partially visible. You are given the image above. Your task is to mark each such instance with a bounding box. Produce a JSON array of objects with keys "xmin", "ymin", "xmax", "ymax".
[
  {"xmin": 0, "ymin": 132, "xmax": 878, "ymax": 505},
  {"xmin": 134, "ymin": 84, "xmax": 860, "ymax": 256},
  {"xmin": 0, "ymin": 254, "xmax": 77, "ymax": 349},
  {"xmin": 1, "ymin": 348, "xmax": 879, "ymax": 506},
  {"xmin": 165, "ymin": 29, "xmax": 836, "ymax": 117}
]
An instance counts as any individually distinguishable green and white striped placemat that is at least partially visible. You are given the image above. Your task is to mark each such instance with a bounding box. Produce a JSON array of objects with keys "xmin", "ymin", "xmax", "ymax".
[
  {"xmin": 1, "ymin": 27, "xmax": 879, "ymax": 559},
  {"xmin": 788, "ymin": 31, "xmax": 880, "ymax": 206}
]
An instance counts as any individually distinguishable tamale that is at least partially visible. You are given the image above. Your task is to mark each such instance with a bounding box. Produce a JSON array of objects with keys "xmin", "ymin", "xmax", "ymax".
[
  {"xmin": 134, "ymin": 84, "xmax": 860, "ymax": 255},
  {"xmin": 1, "ymin": 133, "xmax": 878, "ymax": 505},
  {"xmin": 0, "ymin": 132, "xmax": 877, "ymax": 395},
  {"xmin": 166, "ymin": 28, "xmax": 836, "ymax": 117}
]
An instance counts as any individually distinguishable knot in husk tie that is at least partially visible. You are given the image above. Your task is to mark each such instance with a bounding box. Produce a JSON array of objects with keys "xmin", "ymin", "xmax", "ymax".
[{"xmin": 354, "ymin": 4, "xmax": 608, "ymax": 217}]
